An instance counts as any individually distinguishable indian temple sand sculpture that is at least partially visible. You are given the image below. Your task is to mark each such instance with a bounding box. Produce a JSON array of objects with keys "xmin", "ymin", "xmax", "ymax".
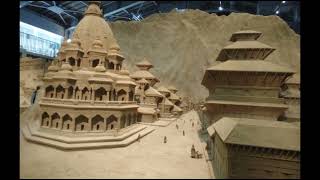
[
  {"xmin": 22, "ymin": 1, "xmax": 156, "ymax": 150},
  {"xmin": 280, "ymin": 73, "xmax": 300, "ymax": 122},
  {"xmin": 201, "ymin": 30, "xmax": 300, "ymax": 178}
]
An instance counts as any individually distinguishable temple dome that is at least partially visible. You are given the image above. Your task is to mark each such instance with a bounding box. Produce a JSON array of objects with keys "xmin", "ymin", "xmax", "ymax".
[{"xmin": 72, "ymin": 2, "xmax": 119, "ymax": 54}]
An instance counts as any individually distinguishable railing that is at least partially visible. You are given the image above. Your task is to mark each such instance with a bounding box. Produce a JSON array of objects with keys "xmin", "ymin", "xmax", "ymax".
[
  {"xmin": 20, "ymin": 32, "xmax": 61, "ymax": 58},
  {"xmin": 40, "ymin": 97, "xmax": 137, "ymax": 106}
]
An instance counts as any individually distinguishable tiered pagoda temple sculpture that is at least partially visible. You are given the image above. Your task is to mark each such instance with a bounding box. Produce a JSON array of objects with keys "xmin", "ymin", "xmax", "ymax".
[
  {"xmin": 167, "ymin": 86, "xmax": 183, "ymax": 116},
  {"xmin": 22, "ymin": 1, "xmax": 155, "ymax": 149},
  {"xmin": 201, "ymin": 30, "xmax": 300, "ymax": 178},
  {"xmin": 280, "ymin": 73, "xmax": 300, "ymax": 122},
  {"xmin": 157, "ymin": 86, "xmax": 174, "ymax": 117},
  {"xmin": 131, "ymin": 59, "xmax": 164, "ymax": 123}
]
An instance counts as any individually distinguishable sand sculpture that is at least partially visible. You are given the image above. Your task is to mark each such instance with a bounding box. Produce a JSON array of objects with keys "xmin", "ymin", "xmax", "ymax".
[
  {"xmin": 280, "ymin": 73, "xmax": 300, "ymax": 122},
  {"xmin": 201, "ymin": 30, "xmax": 300, "ymax": 178},
  {"xmin": 20, "ymin": 56, "xmax": 48, "ymax": 113},
  {"xmin": 131, "ymin": 59, "xmax": 164, "ymax": 123},
  {"xmin": 21, "ymin": 1, "xmax": 156, "ymax": 150}
]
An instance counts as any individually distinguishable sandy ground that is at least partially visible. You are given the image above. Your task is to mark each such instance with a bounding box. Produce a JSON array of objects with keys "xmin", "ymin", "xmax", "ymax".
[{"xmin": 20, "ymin": 110, "xmax": 213, "ymax": 179}]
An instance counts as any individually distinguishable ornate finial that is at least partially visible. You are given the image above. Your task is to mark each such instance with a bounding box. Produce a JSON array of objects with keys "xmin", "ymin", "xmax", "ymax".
[
  {"xmin": 89, "ymin": 1, "xmax": 101, "ymax": 6},
  {"xmin": 84, "ymin": 1, "xmax": 103, "ymax": 16}
]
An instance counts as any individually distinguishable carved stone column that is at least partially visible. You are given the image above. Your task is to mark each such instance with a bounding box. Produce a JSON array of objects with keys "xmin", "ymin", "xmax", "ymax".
[
  {"xmin": 106, "ymin": 91, "xmax": 109, "ymax": 102},
  {"xmin": 72, "ymin": 88, "xmax": 76, "ymax": 99}
]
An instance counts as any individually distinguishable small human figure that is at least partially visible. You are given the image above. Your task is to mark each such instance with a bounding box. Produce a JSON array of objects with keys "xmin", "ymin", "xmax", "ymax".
[
  {"xmin": 137, "ymin": 134, "xmax": 141, "ymax": 142},
  {"xmin": 191, "ymin": 144, "xmax": 196, "ymax": 158},
  {"xmin": 176, "ymin": 124, "xmax": 179, "ymax": 129},
  {"xmin": 192, "ymin": 122, "xmax": 194, "ymax": 127},
  {"xmin": 31, "ymin": 86, "xmax": 40, "ymax": 105},
  {"xmin": 183, "ymin": 130, "xmax": 185, "ymax": 136},
  {"xmin": 164, "ymin": 136, "xmax": 167, "ymax": 143}
]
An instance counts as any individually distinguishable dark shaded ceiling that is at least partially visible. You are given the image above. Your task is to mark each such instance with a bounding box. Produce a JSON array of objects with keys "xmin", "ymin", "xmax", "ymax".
[{"xmin": 20, "ymin": 1, "xmax": 300, "ymax": 33}]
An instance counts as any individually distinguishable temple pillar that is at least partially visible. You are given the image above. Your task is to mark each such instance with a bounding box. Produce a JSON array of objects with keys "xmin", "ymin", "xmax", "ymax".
[
  {"xmin": 63, "ymin": 88, "xmax": 67, "ymax": 99},
  {"xmin": 88, "ymin": 117, "xmax": 92, "ymax": 131},
  {"xmin": 72, "ymin": 88, "xmax": 76, "ymax": 99},
  {"xmin": 79, "ymin": 89, "xmax": 83, "ymax": 100},
  {"xmin": 91, "ymin": 89, "xmax": 95, "ymax": 103},
  {"xmin": 106, "ymin": 91, "xmax": 109, "ymax": 102}
]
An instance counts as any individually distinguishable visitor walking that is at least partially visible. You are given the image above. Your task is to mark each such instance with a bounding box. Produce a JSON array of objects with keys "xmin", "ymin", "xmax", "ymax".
[
  {"xmin": 191, "ymin": 144, "xmax": 196, "ymax": 158},
  {"xmin": 164, "ymin": 136, "xmax": 167, "ymax": 143},
  {"xmin": 183, "ymin": 130, "xmax": 185, "ymax": 136},
  {"xmin": 31, "ymin": 86, "xmax": 40, "ymax": 105}
]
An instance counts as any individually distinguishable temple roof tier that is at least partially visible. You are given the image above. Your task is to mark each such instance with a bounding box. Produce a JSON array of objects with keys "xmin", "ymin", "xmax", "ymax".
[
  {"xmin": 168, "ymin": 93, "xmax": 180, "ymax": 101},
  {"xmin": 210, "ymin": 117, "xmax": 300, "ymax": 151},
  {"xmin": 206, "ymin": 60, "xmax": 295, "ymax": 73},
  {"xmin": 172, "ymin": 105, "xmax": 183, "ymax": 112},
  {"xmin": 230, "ymin": 30, "xmax": 262, "ymax": 42},
  {"xmin": 136, "ymin": 78, "xmax": 149, "ymax": 84},
  {"xmin": 205, "ymin": 100, "xmax": 288, "ymax": 108},
  {"xmin": 145, "ymin": 87, "xmax": 163, "ymax": 97},
  {"xmin": 157, "ymin": 86, "xmax": 171, "ymax": 93}
]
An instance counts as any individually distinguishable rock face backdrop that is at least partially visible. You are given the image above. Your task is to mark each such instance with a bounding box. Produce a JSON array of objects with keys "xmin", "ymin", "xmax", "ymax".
[
  {"xmin": 20, "ymin": 10, "xmax": 300, "ymax": 103},
  {"xmin": 109, "ymin": 10, "xmax": 300, "ymax": 102}
]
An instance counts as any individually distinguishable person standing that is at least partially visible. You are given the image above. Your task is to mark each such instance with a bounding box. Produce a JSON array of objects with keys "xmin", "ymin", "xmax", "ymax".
[{"xmin": 164, "ymin": 136, "xmax": 167, "ymax": 143}]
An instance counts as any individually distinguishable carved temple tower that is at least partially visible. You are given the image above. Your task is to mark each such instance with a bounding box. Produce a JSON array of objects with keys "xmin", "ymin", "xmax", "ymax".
[{"xmin": 201, "ymin": 30, "xmax": 300, "ymax": 178}]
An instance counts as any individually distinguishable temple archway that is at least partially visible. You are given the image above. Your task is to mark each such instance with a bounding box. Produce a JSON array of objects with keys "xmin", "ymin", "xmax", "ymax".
[
  {"xmin": 117, "ymin": 89, "xmax": 127, "ymax": 101},
  {"xmin": 45, "ymin": 85, "xmax": 54, "ymax": 98},
  {"xmin": 51, "ymin": 113, "xmax": 61, "ymax": 129},
  {"xmin": 41, "ymin": 112, "xmax": 50, "ymax": 127},
  {"xmin": 67, "ymin": 86, "xmax": 73, "ymax": 99},
  {"xmin": 92, "ymin": 59, "xmax": 99, "ymax": 68},
  {"xmin": 75, "ymin": 87, "xmax": 80, "ymax": 99},
  {"xmin": 75, "ymin": 115, "xmax": 89, "ymax": 131},
  {"xmin": 106, "ymin": 115, "xmax": 117, "ymax": 130},
  {"xmin": 95, "ymin": 87, "xmax": 107, "ymax": 101},
  {"xmin": 62, "ymin": 114, "xmax": 72, "ymax": 131},
  {"xmin": 108, "ymin": 62, "xmax": 114, "ymax": 70},
  {"xmin": 82, "ymin": 87, "xmax": 90, "ymax": 100},
  {"xmin": 128, "ymin": 90, "xmax": 134, "ymax": 101},
  {"xmin": 91, "ymin": 115, "xmax": 104, "ymax": 131},
  {"xmin": 69, "ymin": 57, "xmax": 76, "ymax": 66},
  {"xmin": 56, "ymin": 85, "xmax": 65, "ymax": 99}
]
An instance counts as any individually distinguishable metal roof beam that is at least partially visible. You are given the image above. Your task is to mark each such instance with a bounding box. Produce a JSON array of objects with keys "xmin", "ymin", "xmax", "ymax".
[
  {"xmin": 20, "ymin": 1, "xmax": 34, "ymax": 8},
  {"xmin": 103, "ymin": 1, "xmax": 145, "ymax": 18}
]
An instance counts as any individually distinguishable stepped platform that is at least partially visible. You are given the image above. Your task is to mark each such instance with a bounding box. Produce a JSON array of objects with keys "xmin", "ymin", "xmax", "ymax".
[{"xmin": 22, "ymin": 121, "xmax": 155, "ymax": 150}]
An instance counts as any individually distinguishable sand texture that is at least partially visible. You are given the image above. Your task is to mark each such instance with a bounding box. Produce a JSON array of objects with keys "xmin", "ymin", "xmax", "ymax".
[{"xmin": 109, "ymin": 10, "xmax": 300, "ymax": 102}]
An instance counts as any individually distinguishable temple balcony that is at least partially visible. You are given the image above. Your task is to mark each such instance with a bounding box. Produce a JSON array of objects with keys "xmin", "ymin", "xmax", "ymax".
[{"xmin": 40, "ymin": 97, "xmax": 137, "ymax": 107}]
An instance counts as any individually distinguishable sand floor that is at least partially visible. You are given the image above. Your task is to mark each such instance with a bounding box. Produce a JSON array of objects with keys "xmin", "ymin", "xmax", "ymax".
[{"xmin": 20, "ymin": 110, "xmax": 213, "ymax": 179}]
